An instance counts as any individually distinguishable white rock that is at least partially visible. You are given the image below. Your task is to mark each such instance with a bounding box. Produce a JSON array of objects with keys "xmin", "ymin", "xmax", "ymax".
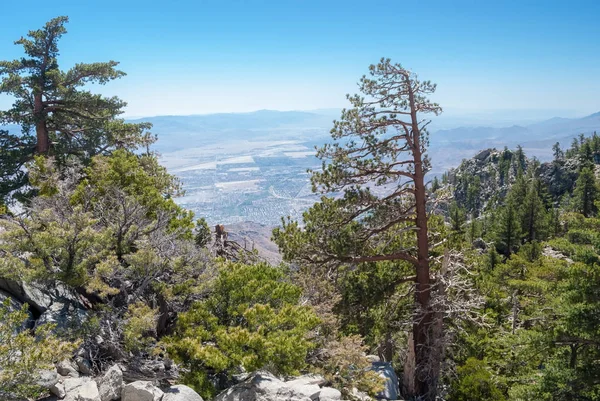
[
  {"xmin": 76, "ymin": 381, "xmax": 101, "ymax": 401},
  {"xmin": 162, "ymin": 384, "xmax": 204, "ymax": 401},
  {"xmin": 50, "ymin": 382, "xmax": 67, "ymax": 398},
  {"xmin": 37, "ymin": 368, "xmax": 59, "ymax": 389},
  {"xmin": 215, "ymin": 371, "xmax": 323, "ymax": 401},
  {"xmin": 63, "ymin": 377, "xmax": 91, "ymax": 394},
  {"xmin": 97, "ymin": 364, "xmax": 123, "ymax": 401},
  {"xmin": 316, "ymin": 387, "xmax": 341, "ymax": 401},
  {"xmin": 57, "ymin": 360, "xmax": 80, "ymax": 378},
  {"xmin": 121, "ymin": 381, "xmax": 164, "ymax": 401}
]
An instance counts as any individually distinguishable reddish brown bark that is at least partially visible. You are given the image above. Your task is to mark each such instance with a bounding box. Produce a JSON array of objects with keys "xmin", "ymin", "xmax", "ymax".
[
  {"xmin": 34, "ymin": 93, "xmax": 49, "ymax": 154},
  {"xmin": 407, "ymin": 81, "xmax": 434, "ymax": 400}
]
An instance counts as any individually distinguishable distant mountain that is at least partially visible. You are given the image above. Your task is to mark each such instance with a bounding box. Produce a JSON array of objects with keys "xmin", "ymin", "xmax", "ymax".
[
  {"xmin": 132, "ymin": 110, "xmax": 335, "ymax": 152},
  {"xmin": 427, "ymin": 111, "xmax": 600, "ymax": 173}
]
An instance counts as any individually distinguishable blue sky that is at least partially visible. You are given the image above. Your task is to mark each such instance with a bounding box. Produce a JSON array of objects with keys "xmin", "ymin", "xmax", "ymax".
[{"xmin": 1, "ymin": 0, "xmax": 599, "ymax": 118}]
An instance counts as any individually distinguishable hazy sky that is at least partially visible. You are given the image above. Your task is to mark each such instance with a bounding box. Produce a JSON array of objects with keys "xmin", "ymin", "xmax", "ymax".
[{"xmin": 1, "ymin": 0, "xmax": 599, "ymax": 118}]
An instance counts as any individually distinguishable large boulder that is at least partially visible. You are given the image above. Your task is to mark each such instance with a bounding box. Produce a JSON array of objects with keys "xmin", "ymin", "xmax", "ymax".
[
  {"xmin": 36, "ymin": 368, "xmax": 59, "ymax": 390},
  {"xmin": 97, "ymin": 364, "xmax": 123, "ymax": 401},
  {"xmin": 215, "ymin": 372, "xmax": 341, "ymax": 401},
  {"xmin": 162, "ymin": 384, "xmax": 204, "ymax": 401},
  {"xmin": 62, "ymin": 377, "xmax": 93, "ymax": 401},
  {"xmin": 35, "ymin": 301, "xmax": 88, "ymax": 335},
  {"xmin": 57, "ymin": 360, "xmax": 80, "ymax": 378},
  {"xmin": 370, "ymin": 362, "xmax": 399, "ymax": 400},
  {"xmin": 0, "ymin": 278, "xmax": 88, "ymax": 334},
  {"xmin": 121, "ymin": 381, "xmax": 164, "ymax": 401},
  {"xmin": 0, "ymin": 279, "xmax": 53, "ymax": 314},
  {"xmin": 75, "ymin": 381, "xmax": 101, "ymax": 401},
  {"xmin": 50, "ymin": 381, "xmax": 66, "ymax": 398}
]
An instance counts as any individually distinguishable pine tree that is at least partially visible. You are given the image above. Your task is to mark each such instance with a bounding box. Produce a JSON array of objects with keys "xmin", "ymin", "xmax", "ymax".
[
  {"xmin": 0, "ymin": 16, "xmax": 154, "ymax": 203},
  {"xmin": 552, "ymin": 142, "xmax": 564, "ymax": 161},
  {"xmin": 520, "ymin": 177, "xmax": 548, "ymax": 243},
  {"xmin": 515, "ymin": 145, "xmax": 526, "ymax": 171},
  {"xmin": 573, "ymin": 167, "xmax": 598, "ymax": 217},
  {"xmin": 431, "ymin": 176, "xmax": 441, "ymax": 193},
  {"xmin": 494, "ymin": 197, "xmax": 522, "ymax": 256},
  {"xmin": 450, "ymin": 201, "xmax": 467, "ymax": 235},
  {"xmin": 274, "ymin": 58, "xmax": 442, "ymax": 400}
]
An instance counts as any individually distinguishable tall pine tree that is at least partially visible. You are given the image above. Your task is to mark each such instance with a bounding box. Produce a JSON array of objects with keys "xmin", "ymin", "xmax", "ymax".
[{"xmin": 0, "ymin": 16, "xmax": 154, "ymax": 203}]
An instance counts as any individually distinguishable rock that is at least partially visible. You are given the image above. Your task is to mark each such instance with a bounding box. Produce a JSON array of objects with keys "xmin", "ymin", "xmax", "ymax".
[
  {"xmin": 370, "ymin": 362, "xmax": 399, "ymax": 400},
  {"xmin": 50, "ymin": 382, "xmax": 67, "ymax": 399},
  {"xmin": 63, "ymin": 376, "xmax": 91, "ymax": 394},
  {"xmin": 163, "ymin": 384, "xmax": 204, "ymax": 401},
  {"xmin": 474, "ymin": 149, "xmax": 491, "ymax": 161},
  {"xmin": 0, "ymin": 289, "xmax": 24, "ymax": 313},
  {"xmin": 97, "ymin": 364, "xmax": 123, "ymax": 401},
  {"xmin": 37, "ymin": 368, "xmax": 59, "ymax": 389},
  {"xmin": 35, "ymin": 301, "xmax": 88, "ymax": 335},
  {"xmin": 315, "ymin": 387, "xmax": 341, "ymax": 401},
  {"xmin": 284, "ymin": 374, "xmax": 325, "ymax": 387},
  {"xmin": 215, "ymin": 372, "xmax": 333, "ymax": 401},
  {"xmin": 76, "ymin": 357, "xmax": 93, "ymax": 375},
  {"xmin": 365, "ymin": 355, "xmax": 381, "ymax": 363},
  {"xmin": 121, "ymin": 381, "xmax": 164, "ymax": 401},
  {"xmin": 0, "ymin": 278, "xmax": 53, "ymax": 314},
  {"xmin": 76, "ymin": 381, "xmax": 101, "ymax": 401},
  {"xmin": 57, "ymin": 360, "xmax": 80, "ymax": 378}
]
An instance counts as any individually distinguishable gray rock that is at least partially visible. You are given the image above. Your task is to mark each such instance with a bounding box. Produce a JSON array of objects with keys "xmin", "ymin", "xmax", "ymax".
[
  {"xmin": 63, "ymin": 376, "xmax": 91, "ymax": 394},
  {"xmin": 0, "ymin": 278, "xmax": 53, "ymax": 314},
  {"xmin": 315, "ymin": 387, "xmax": 341, "ymax": 401},
  {"xmin": 35, "ymin": 368, "xmax": 59, "ymax": 389},
  {"xmin": 474, "ymin": 149, "xmax": 491, "ymax": 161},
  {"xmin": 76, "ymin": 381, "xmax": 101, "ymax": 401},
  {"xmin": 35, "ymin": 301, "xmax": 88, "ymax": 335},
  {"xmin": 121, "ymin": 381, "xmax": 164, "ymax": 401},
  {"xmin": 163, "ymin": 384, "xmax": 204, "ymax": 401},
  {"xmin": 370, "ymin": 362, "xmax": 399, "ymax": 400},
  {"xmin": 97, "ymin": 364, "xmax": 123, "ymax": 401},
  {"xmin": 215, "ymin": 372, "xmax": 333, "ymax": 401},
  {"xmin": 50, "ymin": 382, "xmax": 66, "ymax": 399},
  {"xmin": 76, "ymin": 357, "xmax": 93, "ymax": 375},
  {"xmin": 57, "ymin": 360, "xmax": 80, "ymax": 378}
]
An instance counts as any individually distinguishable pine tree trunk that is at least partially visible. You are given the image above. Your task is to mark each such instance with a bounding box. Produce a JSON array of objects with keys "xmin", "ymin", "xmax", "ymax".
[
  {"xmin": 34, "ymin": 94, "xmax": 49, "ymax": 154},
  {"xmin": 407, "ymin": 86, "xmax": 435, "ymax": 400}
]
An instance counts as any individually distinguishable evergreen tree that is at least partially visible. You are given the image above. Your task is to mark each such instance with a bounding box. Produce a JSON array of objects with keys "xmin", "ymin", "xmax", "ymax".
[
  {"xmin": 194, "ymin": 218, "xmax": 212, "ymax": 248},
  {"xmin": 274, "ymin": 58, "xmax": 442, "ymax": 400},
  {"xmin": 515, "ymin": 145, "xmax": 526, "ymax": 171},
  {"xmin": 0, "ymin": 16, "xmax": 154, "ymax": 203},
  {"xmin": 552, "ymin": 142, "xmax": 563, "ymax": 161},
  {"xmin": 572, "ymin": 167, "xmax": 598, "ymax": 217},
  {"xmin": 494, "ymin": 198, "xmax": 522, "ymax": 257},
  {"xmin": 520, "ymin": 178, "xmax": 548, "ymax": 243},
  {"xmin": 431, "ymin": 176, "xmax": 440, "ymax": 193}
]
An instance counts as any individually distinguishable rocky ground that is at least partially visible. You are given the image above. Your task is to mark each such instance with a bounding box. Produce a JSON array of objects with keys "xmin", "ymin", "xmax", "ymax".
[{"xmin": 34, "ymin": 367, "xmax": 401, "ymax": 401}]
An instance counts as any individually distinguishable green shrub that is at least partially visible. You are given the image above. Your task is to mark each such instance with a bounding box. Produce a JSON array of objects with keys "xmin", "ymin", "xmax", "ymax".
[
  {"xmin": 449, "ymin": 358, "xmax": 506, "ymax": 401},
  {"xmin": 165, "ymin": 262, "xmax": 320, "ymax": 398},
  {"xmin": 0, "ymin": 300, "xmax": 77, "ymax": 400}
]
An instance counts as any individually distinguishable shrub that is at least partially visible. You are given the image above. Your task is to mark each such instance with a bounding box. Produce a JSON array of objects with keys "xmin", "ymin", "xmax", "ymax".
[
  {"xmin": 165, "ymin": 262, "xmax": 320, "ymax": 398},
  {"xmin": 0, "ymin": 300, "xmax": 77, "ymax": 400}
]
